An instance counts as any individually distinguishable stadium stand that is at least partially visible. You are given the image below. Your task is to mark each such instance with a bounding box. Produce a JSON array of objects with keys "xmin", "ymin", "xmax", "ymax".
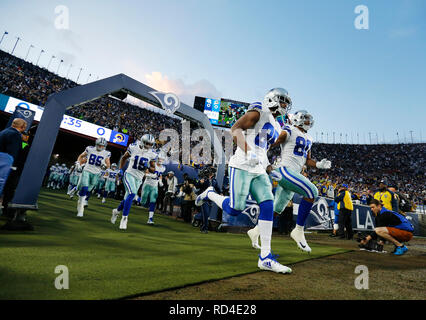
[{"xmin": 1, "ymin": 49, "xmax": 424, "ymax": 211}]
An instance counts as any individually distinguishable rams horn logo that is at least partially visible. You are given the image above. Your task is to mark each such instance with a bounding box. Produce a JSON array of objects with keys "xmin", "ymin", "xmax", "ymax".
[
  {"xmin": 113, "ymin": 133, "xmax": 125, "ymax": 143},
  {"xmin": 150, "ymin": 91, "xmax": 180, "ymax": 115}
]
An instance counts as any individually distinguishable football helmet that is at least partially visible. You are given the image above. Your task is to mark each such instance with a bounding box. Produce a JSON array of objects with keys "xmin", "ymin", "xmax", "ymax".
[
  {"xmin": 292, "ymin": 110, "xmax": 314, "ymax": 131},
  {"xmin": 263, "ymin": 88, "xmax": 292, "ymax": 116},
  {"xmin": 111, "ymin": 163, "xmax": 118, "ymax": 170},
  {"xmin": 95, "ymin": 137, "xmax": 108, "ymax": 151},
  {"xmin": 140, "ymin": 134, "xmax": 155, "ymax": 149}
]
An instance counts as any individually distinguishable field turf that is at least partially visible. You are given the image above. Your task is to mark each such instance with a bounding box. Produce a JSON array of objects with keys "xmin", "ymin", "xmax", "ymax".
[{"xmin": 0, "ymin": 189, "xmax": 348, "ymax": 300}]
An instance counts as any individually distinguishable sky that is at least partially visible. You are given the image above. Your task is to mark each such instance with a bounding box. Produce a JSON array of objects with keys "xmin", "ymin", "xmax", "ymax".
[{"xmin": 0, "ymin": 0, "xmax": 425, "ymax": 144}]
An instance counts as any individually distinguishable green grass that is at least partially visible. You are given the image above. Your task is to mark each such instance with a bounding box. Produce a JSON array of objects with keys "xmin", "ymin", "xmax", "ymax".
[{"xmin": 0, "ymin": 189, "xmax": 348, "ymax": 300}]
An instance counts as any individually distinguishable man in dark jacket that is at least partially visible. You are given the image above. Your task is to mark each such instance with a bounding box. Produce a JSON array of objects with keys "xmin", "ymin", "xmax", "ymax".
[
  {"xmin": 0, "ymin": 119, "xmax": 27, "ymax": 163},
  {"xmin": 334, "ymin": 184, "xmax": 354, "ymax": 239}
]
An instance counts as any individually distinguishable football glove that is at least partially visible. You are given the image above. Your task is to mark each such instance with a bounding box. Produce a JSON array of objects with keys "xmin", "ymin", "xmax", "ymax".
[
  {"xmin": 269, "ymin": 170, "xmax": 282, "ymax": 182},
  {"xmin": 316, "ymin": 159, "xmax": 331, "ymax": 169}
]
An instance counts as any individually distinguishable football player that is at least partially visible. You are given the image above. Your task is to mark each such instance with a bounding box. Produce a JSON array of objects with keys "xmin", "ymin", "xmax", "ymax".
[
  {"xmin": 196, "ymin": 88, "xmax": 293, "ymax": 274},
  {"xmin": 140, "ymin": 151, "xmax": 167, "ymax": 225},
  {"xmin": 249, "ymin": 110, "xmax": 331, "ymax": 253},
  {"xmin": 102, "ymin": 163, "xmax": 120, "ymax": 203},
  {"xmin": 111, "ymin": 134, "xmax": 157, "ymax": 230},
  {"xmin": 76, "ymin": 137, "xmax": 111, "ymax": 217},
  {"xmin": 47, "ymin": 163, "xmax": 59, "ymax": 189}
]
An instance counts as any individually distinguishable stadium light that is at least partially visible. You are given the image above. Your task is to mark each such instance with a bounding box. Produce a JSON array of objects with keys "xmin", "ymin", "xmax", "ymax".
[
  {"xmin": 368, "ymin": 132, "xmax": 372, "ymax": 144},
  {"xmin": 25, "ymin": 44, "xmax": 34, "ymax": 61},
  {"xmin": 66, "ymin": 64, "xmax": 73, "ymax": 78},
  {"xmin": 10, "ymin": 36, "xmax": 21, "ymax": 55},
  {"xmin": 0, "ymin": 31, "xmax": 9, "ymax": 47},
  {"xmin": 36, "ymin": 49, "xmax": 45, "ymax": 66},
  {"xmin": 409, "ymin": 130, "xmax": 414, "ymax": 144},
  {"xmin": 76, "ymin": 67, "xmax": 83, "ymax": 83},
  {"xmin": 47, "ymin": 55, "xmax": 56, "ymax": 71},
  {"xmin": 86, "ymin": 73, "xmax": 92, "ymax": 83},
  {"xmin": 57, "ymin": 59, "xmax": 64, "ymax": 75}
]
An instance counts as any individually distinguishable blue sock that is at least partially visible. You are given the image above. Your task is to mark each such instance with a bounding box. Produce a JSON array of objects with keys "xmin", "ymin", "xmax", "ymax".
[
  {"xmin": 222, "ymin": 198, "xmax": 242, "ymax": 216},
  {"xmin": 103, "ymin": 191, "xmax": 108, "ymax": 198},
  {"xmin": 149, "ymin": 202, "xmax": 156, "ymax": 212},
  {"xmin": 258, "ymin": 200, "xmax": 274, "ymax": 221},
  {"xmin": 79, "ymin": 186, "xmax": 88, "ymax": 197},
  {"xmin": 123, "ymin": 194, "xmax": 136, "ymax": 216},
  {"xmin": 117, "ymin": 200, "xmax": 125, "ymax": 212},
  {"xmin": 297, "ymin": 199, "xmax": 314, "ymax": 226}
]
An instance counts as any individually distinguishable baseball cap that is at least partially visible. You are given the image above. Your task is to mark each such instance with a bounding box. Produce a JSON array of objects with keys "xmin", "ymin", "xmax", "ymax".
[{"xmin": 342, "ymin": 184, "xmax": 348, "ymax": 188}]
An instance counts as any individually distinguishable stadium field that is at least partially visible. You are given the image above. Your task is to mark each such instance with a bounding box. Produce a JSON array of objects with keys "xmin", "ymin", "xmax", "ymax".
[{"xmin": 0, "ymin": 189, "xmax": 348, "ymax": 300}]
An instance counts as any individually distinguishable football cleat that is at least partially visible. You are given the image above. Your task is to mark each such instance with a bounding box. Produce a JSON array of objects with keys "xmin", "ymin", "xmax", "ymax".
[
  {"xmin": 195, "ymin": 186, "xmax": 214, "ymax": 207},
  {"xmin": 393, "ymin": 245, "xmax": 408, "ymax": 256},
  {"xmin": 147, "ymin": 218, "xmax": 154, "ymax": 225},
  {"xmin": 101, "ymin": 198, "xmax": 106, "ymax": 204},
  {"xmin": 119, "ymin": 216, "xmax": 128, "ymax": 230},
  {"xmin": 247, "ymin": 227, "xmax": 261, "ymax": 250},
  {"xmin": 258, "ymin": 253, "xmax": 292, "ymax": 274},
  {"xmin": 290, "ymin": 228, "xmax": 312, "ymax": 253},
  {"xmin": 111, "ymin": 209, "xmax": 120, "ymax": 224}
]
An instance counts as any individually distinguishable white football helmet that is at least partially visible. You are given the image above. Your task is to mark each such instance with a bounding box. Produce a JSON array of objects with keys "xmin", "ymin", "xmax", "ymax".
[
  {"xmin": 95, "ymin": 137, "xmax": 108, "ymax": 151},
  {"xmin": 263, "ymin": 88, "xmax": 292, "ymax": 116},
  {"xmin": 292, "ymin": 110, "xmax": 314, "ymax": 131},
  {"xmin": 111, "ymin": 163, "xmax": 118, "ymax": 170},
  {"xmin": 139, "ymin": 134, "xmax": 155, "ymax": 149}
]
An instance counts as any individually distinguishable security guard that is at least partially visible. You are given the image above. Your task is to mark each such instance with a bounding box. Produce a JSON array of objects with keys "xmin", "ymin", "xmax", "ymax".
[
  {"xmin": 374, "ymin": 179, "xmax": 398, "ymax": 212},
  {"xmin": 334, "ymin": 184, "xmax": 354, "ymax": 239}
]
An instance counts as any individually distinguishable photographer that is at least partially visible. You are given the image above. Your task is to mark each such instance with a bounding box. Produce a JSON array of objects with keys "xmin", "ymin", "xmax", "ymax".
[
  {"xmin": 359, "ymin": 199, "xmax": 414, "ymax": 255},
  {"xmin": 195, "ymin": 167, "xmax": 220, "ymax": 233},
  {"xmin": 179, "ymin": 175, "xmax": 196, "ymax": 223},
  {"xmin": 163, "ymin": 171, "xmax": 178, "ymax": 216}
]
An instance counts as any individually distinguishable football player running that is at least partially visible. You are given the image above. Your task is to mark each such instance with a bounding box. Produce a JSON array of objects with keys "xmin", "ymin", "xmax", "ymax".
[
  {"xmin": 111, "ymin": 134, "xmax": 157, "ymax": 230},
  {"xmin": 248, "ymin": 110, "xmax": 331, "ymax": 253},
  {"xmin": 140, "ymin": 151, "xmax": 167, "ymax": 225},
  {"xmin": 102, "ymin": 163, "xmax": 119, "ymax": 203},
  {"xmin": 196, "ymin": 88, "xmax": 293, "ymax": 274},
  {"xmin": 76, "ymin": 137, "xmax": 111, "ymax": 217}
]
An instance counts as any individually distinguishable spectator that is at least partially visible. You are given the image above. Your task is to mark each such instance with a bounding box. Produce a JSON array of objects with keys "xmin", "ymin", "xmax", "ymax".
[
  {"xmin": 360, "ymin": 199, "xmax": 414, "ymax": 255},
  {"xmin": 334, "ymin": 184, "xmax": 354, "ymax": 239},
  {"xmin": 374, "ymin": 179, "xmax": 399, "ymax": 212}
]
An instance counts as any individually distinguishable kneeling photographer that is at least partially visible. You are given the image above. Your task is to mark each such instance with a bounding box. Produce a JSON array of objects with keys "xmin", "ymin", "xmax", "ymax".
[
  {"xmin": 195, "ymin": 166, "xmax": 220, "ymax": 234},
  {"xmin": 358, "ymin": 199, "xmax": 414, "ymax": 255}
]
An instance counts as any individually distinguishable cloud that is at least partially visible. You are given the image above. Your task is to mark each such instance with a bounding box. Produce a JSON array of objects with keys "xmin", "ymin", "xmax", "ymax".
[{"xmin": 144, "ymin": 71, "xmax": 222, "ymax": 106}]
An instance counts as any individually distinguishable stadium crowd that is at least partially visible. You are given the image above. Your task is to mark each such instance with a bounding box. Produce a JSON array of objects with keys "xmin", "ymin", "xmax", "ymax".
[
  {"xmin": 270, "ymin": 143, "xmax": 426, "ymax": 208},
  {"xmin": 0, "ymin": 50, "xmax": 182, "ymax": 140},
  {"xmin": 1, "ymin": 49, "xmax": 425, "ymax": 210}
]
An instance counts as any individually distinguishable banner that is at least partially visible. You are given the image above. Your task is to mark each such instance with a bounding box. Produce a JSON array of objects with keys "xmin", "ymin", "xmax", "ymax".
[
  {"xmin": 1, "ymin": 94, "xmax": 129, "ymax": 147},
  {"xmin": 221, "ymin": 194, "xmax": 425, "ymax": 236},
  {"xmin": 6, "ymin": 105, "xmax": 36, "ymax": 133}
]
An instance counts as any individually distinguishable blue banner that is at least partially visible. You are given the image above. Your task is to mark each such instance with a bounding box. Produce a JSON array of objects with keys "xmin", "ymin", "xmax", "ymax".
[
  {"xmin": 109, "ymin": 130, "xmax": 129, "ymax": 147},
  {"xmin": 6, "ymin": 106, "xmax": 36, "ymax": 134},
  {"xmin": 221, "ymin": 194, "xmax": 425, "ymax": 236}
]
